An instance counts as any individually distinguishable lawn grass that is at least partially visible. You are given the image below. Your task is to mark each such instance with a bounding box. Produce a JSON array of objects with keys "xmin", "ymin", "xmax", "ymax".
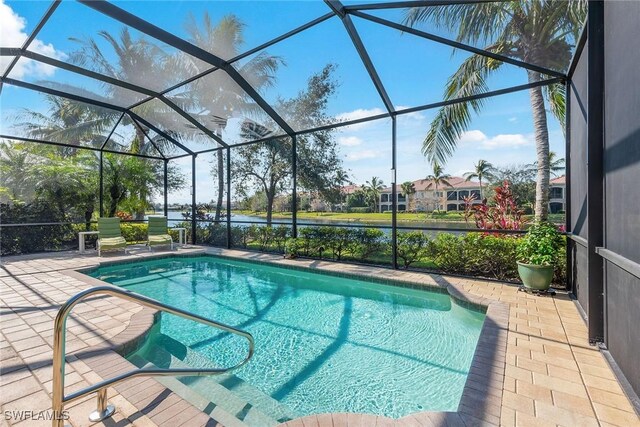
[{"xmin": 232, "ymin": 210, "xmax": 565, "ymax": 224}]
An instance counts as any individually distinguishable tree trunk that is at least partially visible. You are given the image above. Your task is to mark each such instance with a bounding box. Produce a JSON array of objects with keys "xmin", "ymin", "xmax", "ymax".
[
  {"xmin": 527, "ymin": 71, "xmax": 550, "ymax": 221},
  {"xmin": 133, "ymin": 125, "xmax": 147, "ymax": 220},
  {"xmin": 84, "ymin": 209, "xmax": 93, "ymax": 231},
  {"xmin": 479, "ymin": 177, "xmax": 483, "ymax": 200},
  {"xmin": 214, "ymin": 150, "xmax": 225, "ymax": 222},
  {"xmin": 265, "ymin": 191, "xmax": 274, "ymax": 226}
]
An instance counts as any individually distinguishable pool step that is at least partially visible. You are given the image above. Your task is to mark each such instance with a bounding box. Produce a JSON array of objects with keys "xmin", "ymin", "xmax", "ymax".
[{"xmin": 129, "ymin": 336, "xmax": 296, "ymax": 426}]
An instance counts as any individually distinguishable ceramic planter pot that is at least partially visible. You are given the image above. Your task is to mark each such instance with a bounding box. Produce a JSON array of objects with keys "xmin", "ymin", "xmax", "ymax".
[{"xmin": 517, "ymin": 261, "xmax": 554, "ymax": 291}]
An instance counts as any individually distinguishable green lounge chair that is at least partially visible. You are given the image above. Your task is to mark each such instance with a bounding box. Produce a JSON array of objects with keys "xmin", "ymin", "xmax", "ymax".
[
  {"xmin": 147, "ymin": 216, "xmax": 173, "ymax": 251},
  {"xmin": 97, "ymin": 217, "xmax": 127, "ymax": 257}
]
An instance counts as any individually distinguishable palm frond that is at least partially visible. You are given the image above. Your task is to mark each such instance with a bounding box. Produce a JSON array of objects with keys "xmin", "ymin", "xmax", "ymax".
[
  {"xmin": 545, "ymin": 82, "xmax": 566, "ymax": 132},
  {"xmin": 422, "ymin": 45, "xmax": 505, "ymax": 164}
]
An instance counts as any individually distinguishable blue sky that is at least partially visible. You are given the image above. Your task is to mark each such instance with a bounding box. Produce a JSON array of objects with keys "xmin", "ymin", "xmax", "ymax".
[{"xmin": 1, "ymin": 0, "xmax": 566, "ymax": 204}]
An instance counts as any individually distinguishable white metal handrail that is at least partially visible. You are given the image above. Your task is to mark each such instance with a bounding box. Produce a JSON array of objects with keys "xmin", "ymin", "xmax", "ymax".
[{"xmin": 51, "ymin": 285, "xmax": 254, "ymax": 427}]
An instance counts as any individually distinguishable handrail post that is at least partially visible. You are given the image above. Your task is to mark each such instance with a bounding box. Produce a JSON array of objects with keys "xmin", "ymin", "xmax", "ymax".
[
  {"xmin": 88, "ymin": 388, "xmax": 115, "ymax": 422},
  {"xmin": 52, "ymin": 304, "xmax": 67, "ymax": 427}
]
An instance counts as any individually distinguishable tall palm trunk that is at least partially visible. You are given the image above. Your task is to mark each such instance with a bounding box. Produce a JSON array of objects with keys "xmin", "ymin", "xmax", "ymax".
[
  {"xmin": 132, "ymin": 125, "xmax": 147, "ymax": 220},
  {"xmin": 479, "ymin": 176, "xmax": 483, "ymax": 200},
  {"xmin": 215, "ymin": 149, "xmax": 225, "ymax": 222},
  {"xmin": 527, "ymin": 71, "xmax": 550, "ymax": 221},
  {"xmin": 214, "ymin": 127, "xmax": 225, "ymax": 223}
]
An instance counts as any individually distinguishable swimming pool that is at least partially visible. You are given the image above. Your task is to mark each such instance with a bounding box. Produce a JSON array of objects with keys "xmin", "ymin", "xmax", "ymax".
[{"xmin": 90, "ymin": 256, "xmax": 485, "ymax": 423}]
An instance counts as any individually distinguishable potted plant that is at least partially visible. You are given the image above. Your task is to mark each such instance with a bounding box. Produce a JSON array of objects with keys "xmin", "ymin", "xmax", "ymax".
[{"xmin": 516, "ymin": 221, "xmax": 563, "ymax": 291}]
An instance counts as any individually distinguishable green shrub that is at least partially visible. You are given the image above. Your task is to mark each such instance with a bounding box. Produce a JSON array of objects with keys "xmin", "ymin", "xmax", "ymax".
[
  {"xmin": 397, "ymin": 231, "xmax": 431, "ymax": 268},
  {"xmin": 285, "ymin": 237, "xmax": 305, "ymax": 258},
  {"xmin": 348, "ymin": 207, "xmax": 372, "ymax": 214},
  {"xmin": 120, "ymin": 223, "xmax": 148, "ymax": 242},
  {"xmin": 351, "ymin": 228, "xmax": 386, "ymax": 260},
  {"xmin": 198, "ymin": 223, "xmax": 227, "ymax": 247},
  {"xmin": 271, "ymin": 225, "xmax": 290, "ymax": 253},
  {"xmin": 0, "ymin": 201, "xmax": 78, "ymax": 255},
  {"xmin": 327, "ymin": 228, "xmax": 354, "ymax": 261},
  {"xmin": 230, "ymin": 225, "xmax": 249, "ymax": 248},
  {"xmin": 429, "ymin": 233, "xmax": 520, "ymax": 281}
]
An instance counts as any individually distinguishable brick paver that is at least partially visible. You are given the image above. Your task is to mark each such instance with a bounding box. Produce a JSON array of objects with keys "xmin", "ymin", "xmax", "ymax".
[{"xmin": 1, "ymin": 247, "xmax": 638, "ymax": 427}]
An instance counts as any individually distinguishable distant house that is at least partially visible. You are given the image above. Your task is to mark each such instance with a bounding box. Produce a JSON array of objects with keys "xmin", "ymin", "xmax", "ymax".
[
  {"xmin": 549, "ymin": 175, "xmax": 566, "ymax": 214},
  {"xmin": 378, "ymin": 177, "xmax": 486, "ymax": 212}
]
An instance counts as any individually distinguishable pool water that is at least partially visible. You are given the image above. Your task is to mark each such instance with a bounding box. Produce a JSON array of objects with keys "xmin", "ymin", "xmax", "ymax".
[{"xmin": 90, "ymin": 256, "xmax": 485, "ymax": 420}]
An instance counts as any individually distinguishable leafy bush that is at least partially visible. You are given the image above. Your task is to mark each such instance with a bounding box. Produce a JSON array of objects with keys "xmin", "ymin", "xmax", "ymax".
[
  {"xmin": 120, "ymin": 223, "xmax": 148, "ymax": 242},
  {"xmin": 351, "ymin": 228, "xmax": 386, "ymax": 260},
  {"xmin": 285, "ymin": 237, "xmax": 305, "ymax": 258},
  {"xmin": 348, "ymin": 207, "xmax": 372, "ymax": 214},
  {"xmin": 429, "ymin": 233, "xmax": 520, "ymax": 280},
  {"xmin": 0, "ymin": 201, "xmax": 77, "ymax": 255},
  {"xmin": 516, "ymin": 221, "xmax": 563, "ymax": 266},
  {"xmin": 198, "ymin": 223, "xmax": 227, "ymax": 247},
  {"xmin": 228, "ymin": 224, "xmax": 291, "ymax": 253},
  {"xmin": 397, "ymin": 231, "xmax": 431, "ymax": 268}
]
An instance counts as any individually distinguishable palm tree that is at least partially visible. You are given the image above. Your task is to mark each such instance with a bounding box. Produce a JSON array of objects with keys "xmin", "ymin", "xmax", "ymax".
[
  {"xmin": 364, "ymin": 177, "xmax": 385, "ymax": 212},
  {"xmin": 463, "ymin": 159, "xmax": 495, "ymax": 200},
  {"xmin": 528, "ymin": 151, "xmax": 565, "ymax": 178},
  {"xmin": 425, "ymin": 163, "xmax": 453, "ymax": 212},
  {"xmin": 68, "ymin": 28, "xmax": 177, "ymax": 156},
  {"xmin": 400, "ymin": 181, "xmax": 416, "ymax": 211},
  {"xmin": 404, "ymin": 1, "xmax": 586, "ymax": 220},
  {"xmin": 17, "ymin": 95, "xmax": 117, "ymax": 155},
  {"xmin": 179, "ymin": 13, "xmax": 282, "ymax": 222}
]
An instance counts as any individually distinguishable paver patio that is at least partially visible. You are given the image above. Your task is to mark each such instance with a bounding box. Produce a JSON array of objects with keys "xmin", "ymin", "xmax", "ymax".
[{"xmin": 1, "ymin": 247, "xmax": 638, "ymax": 426}]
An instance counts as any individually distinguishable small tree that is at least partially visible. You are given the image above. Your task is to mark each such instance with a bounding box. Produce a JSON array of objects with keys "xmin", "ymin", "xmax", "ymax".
[
  {"xmin": 463, "ymin": 159, "xmax": 495, "ymax": 200},
  {"xmin": 400, "ymin": 181, "xmax": 416, "ymax": 211},
  {"xmin": 425, "ymin": 163, "xmax": 453, "ymax": 212},
  {"xmin": 364, "ymin": 177, "xmax": 385, "ymax": 212}
]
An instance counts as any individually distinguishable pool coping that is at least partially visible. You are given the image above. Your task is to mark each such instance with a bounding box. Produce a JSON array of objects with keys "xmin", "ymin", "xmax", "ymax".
[{"xmin": 68, "ymin": 248, "xmax": 509, "ymax": 426}]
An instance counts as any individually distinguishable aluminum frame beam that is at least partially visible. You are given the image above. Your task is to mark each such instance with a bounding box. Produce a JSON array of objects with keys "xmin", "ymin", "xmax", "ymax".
[
  {"xmin": 343, "ymin": 0, "xmax": 507, "ymax": 11},
  {"xmin": 0, "ymin": 134, "xmax": 165, "ymax": 160},
  {"xmin": 351, "ymin": 10, "xmax": 566, "ymax": 79},
  {"xmin": 325, "ymin": 0, "xmax": 395, "ymax": 114}
]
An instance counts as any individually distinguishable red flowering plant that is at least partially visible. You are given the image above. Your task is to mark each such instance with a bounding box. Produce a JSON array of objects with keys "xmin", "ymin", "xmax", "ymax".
[{"xmin": 464, "ymin": 181, "xmax": 526, "ymax": 230}]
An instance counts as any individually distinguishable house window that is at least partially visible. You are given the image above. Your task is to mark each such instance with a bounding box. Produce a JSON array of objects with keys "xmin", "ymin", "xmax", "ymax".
[
  {"xmin": 381, "ymin": 194, "xmax": 389, "ymax": 203},
  {"xmin": 458, "ymin": 190, "xmax": 469, "ymax": 200},
  {"xmin": 398, "ymin": 194, "xmax": 406, "ymax": 202},
  {"xmin": 470, "ymin": 190, "xmax": 481, "ymax": 199},
  {"xmin": 398, "ymin": 204, "xmax": 406, "ymax": 211},
  {"xmin": 447, "ymin": 203, "xmax": 457, "ymax": 211},
  {"xmin": 550, "ymin": 187, "xmax": 563, "ymax": 199},
  {"xmin": 447, "ymin": 191, "xmax": 457, "ymax": 200}
]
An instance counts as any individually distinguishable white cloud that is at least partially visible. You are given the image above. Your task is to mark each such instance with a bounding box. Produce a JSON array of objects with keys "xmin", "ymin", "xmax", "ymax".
[
  {"xmin": 0, "ymin": 0, "xmax": 64, "ymax": 78},
  {"xmin": 508, "ymin": 117, "xmax": 518, "ymax": 122},
  {"xmin": 345, "ymin": 149, "xmax": 380, "ymax": 161},
  {"xmin": 335, "ymin": 107, "xmax": 386, "ymax": 130},
  {"xmin": 395, "ymin": 105, "xmax": 426, "ymax": 122},
  {"xmin": 338, "ymin": 136, "xmax": 362, "ymax": 147},
  {"xmin": 458, "ymin": 130, "xmax": 531, "ymax": 150}
]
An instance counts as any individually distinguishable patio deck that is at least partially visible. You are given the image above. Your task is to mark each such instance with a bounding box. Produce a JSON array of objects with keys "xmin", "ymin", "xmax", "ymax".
[{"xmin": 1, "ymin": 247, "xmax": 638, "ymax": 427}]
